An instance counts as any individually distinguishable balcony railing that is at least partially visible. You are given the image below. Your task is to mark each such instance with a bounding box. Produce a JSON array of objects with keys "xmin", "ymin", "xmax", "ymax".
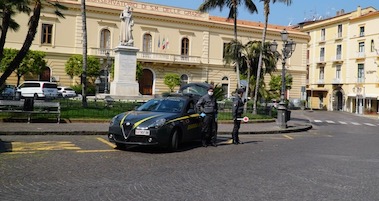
[
  {"xmin": 331, "ymin": 55, "xmax": 342, "ymax": 62},
  {"xmin": 89, "ymin": 48, "xmax": 202, "ymax": 65},
  {"xmin": 335, "ymin": 32, "xmax": 342, "ymax": 40},
  {"xmin": 317, "ymin": 79, "xmax": 324, "ymax": 84},
  {"xmin": 357, "ymin": 77, "xmax": 365, "ymax": 83},
  {"xmin": 332, "ymin": 78, "xmax": 342, "ymax": 84},
  {"xmin": 356, "ymin": 52, "xmax": 365, "ymax": 58},
  {"xmin": 137, "ymin": 52, "xmax": 201, "ymax": 65}
]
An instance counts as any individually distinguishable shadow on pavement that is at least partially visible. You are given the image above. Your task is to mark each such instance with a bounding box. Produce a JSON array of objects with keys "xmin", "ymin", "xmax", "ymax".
[{"xmin": 0, "ymin": 139, "xmax": 13, "ymax": 153}]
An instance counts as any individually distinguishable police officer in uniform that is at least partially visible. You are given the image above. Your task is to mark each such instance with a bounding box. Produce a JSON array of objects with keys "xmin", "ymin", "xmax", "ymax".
[
  {"xmin": 232, "ymin": 88, "xmax": 245, "ymax": 144},
  {"xmin": 196, "ymin": 86, "xmax": 218, "ymax": 147}
]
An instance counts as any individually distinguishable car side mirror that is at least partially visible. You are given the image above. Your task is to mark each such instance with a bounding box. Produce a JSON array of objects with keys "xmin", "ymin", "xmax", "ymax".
[{"xmin": 187, "ymin": 109, "xmax": 196, "ymax": 114}]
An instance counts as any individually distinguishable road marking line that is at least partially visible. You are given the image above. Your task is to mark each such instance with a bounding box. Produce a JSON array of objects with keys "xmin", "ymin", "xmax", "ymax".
[
  {"xmin": 314, "ymin": 120, "xmax": 322, "ymax": 123},
  {"xmin": 76, "ymin": 150, "xmax": 117, "ymax": 153},
  {"xmin": 326, "ymin": 120, "xmax": 335, "ymax": 124},
  {"xmin": 282, "ymin": 134, "xmax": 294, "ymax": 140},
  {"xmin": 97, "ymin": 137, "xmax": 116, "ymax": 148},
  {"xmin": 363, "ymin": 123, "xmax": 375, "ymax": 127},
  {"xmin": 3, "ymin": 151, "xmax": 36, "ymax": 154},
  {"xmin": 11, "ymin": 141, "xmax": 81, "ymax": 151},
  {"xmin": 351, "ymin": 122, "xmax": 361, "ymax": 125},
  {"xmin": 339, "ymin": 121, "xmax": 347, "ymax": 124}
]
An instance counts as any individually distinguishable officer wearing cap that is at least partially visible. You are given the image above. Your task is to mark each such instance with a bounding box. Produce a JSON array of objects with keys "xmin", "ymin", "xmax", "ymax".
[
  {"xmin": 196, "ymin": 85, "xmax": 218, "ymax": 147},
  {"xmin": 232, "ymin": 88, "xmax": 245, "ymax": 144}
]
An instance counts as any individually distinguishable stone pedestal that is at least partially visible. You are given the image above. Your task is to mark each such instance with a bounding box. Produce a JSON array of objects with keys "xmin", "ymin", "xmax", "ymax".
[{"xmin": 110, "ymin": 45, "xmax": 139, "ymax": 96}]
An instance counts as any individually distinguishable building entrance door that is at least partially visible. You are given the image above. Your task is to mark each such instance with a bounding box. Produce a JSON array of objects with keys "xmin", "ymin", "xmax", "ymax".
[{"xmin": 139, "ymin": 69, "xmax": 153, "ymax": 95}]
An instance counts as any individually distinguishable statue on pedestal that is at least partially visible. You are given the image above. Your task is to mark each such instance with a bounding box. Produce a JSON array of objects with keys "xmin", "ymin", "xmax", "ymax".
[{"xmin": 120, "ymin": 6, "xmax": 134, "ymax": 46}]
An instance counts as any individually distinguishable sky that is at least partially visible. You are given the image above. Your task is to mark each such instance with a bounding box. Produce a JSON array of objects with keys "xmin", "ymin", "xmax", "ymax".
[{"xmin": 136, "ymin": 0, "xmax": 379, "ymax": 26}]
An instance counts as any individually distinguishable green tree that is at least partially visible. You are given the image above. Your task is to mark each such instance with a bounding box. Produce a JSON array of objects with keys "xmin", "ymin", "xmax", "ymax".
[
  {"xmin": 253, "ymin": 0, "xmax": 292, "ymax": 114},
  {"xmin": 269, "ymin": 74, "xmax": 293, "ymax": 100},
  {"xmin": 224, "ymin": 40, "xmax": 278, "ymax": 112},
  {"xmin": 65, "ymin": 55, "xmax": 100, "ymax": 84},
  {"xmin": 0, "ymin": 0, "xmax": 67, "ymax": 87},
  {"xmin": 199, "ymin": 0, "xmax": 258, "ymax": 89},
  {"xmin": 0, "ymin": 48, "xmax": 46, "ymax": 86},
  {"xmin": 164, "ymin": 73, "xmax": 180, "ymax": 92},
  {"xmin": 136, "ymin": 62, "xmax": 143, "ymax": 81}
]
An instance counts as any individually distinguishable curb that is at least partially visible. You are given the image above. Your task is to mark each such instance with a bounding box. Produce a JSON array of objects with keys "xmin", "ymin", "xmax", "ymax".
[{"xmin": 218, "ymin": 124, "xmax": 313, "ymax": 135}]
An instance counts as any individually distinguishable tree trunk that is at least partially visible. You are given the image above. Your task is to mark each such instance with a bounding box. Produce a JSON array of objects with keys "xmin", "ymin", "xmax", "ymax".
[
  {"xmin": 253, "ymin": 1, "xmax": 270, "ymax": 115},
  {"xmin": 233, "ymin": 5, "xmax": 240, "ymax": 89},
  {"xmin": 81, "ymin": 0, "xmax": 88, "ymax": 107},
  {"xmin": 0, "ymin": 2, "xmax": 41, "ymax": 87},
  {"xmin": 0, "ymin": 10, "xmax": 11, "ymax": 61}
]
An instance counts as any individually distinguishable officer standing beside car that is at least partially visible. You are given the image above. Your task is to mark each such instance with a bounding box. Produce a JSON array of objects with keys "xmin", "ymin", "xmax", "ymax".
[
  {"xmin": 232, "ymin": 88, "xmax": 245, "ymax": 145},
  {"xmin": 196, "ymin": 85, "xmax": 218, "ymax": 147}
]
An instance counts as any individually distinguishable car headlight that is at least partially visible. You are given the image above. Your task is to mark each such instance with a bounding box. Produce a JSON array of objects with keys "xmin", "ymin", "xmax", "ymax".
[
  {"xmin": 149, "ymin": 118, "xmax": 166, "ymax": 129},
  {"xmin": 109, "ymin": 116, "xmax": 118, "ymax": 126}
]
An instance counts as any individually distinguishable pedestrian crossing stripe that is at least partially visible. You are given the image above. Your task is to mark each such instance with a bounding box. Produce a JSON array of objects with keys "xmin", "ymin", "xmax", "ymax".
[
  {"xmin": 351, "ymin": 122, "xmax": 361, "ymax": 125},
  {"xmin": 339, "ymin": 121, "xmax": 347, "ymax": 124},
  {"xmin": 364, "ymin": 123, "xmax": 375, "ymax": 126},
  {"xmin": 313, "ymin": 120, "xmax": 377, "ymax": 126},
  {"xmin": 314, "ymin": 120, "xmax": 322, "ymax": 123},
  {"xmin": 325, "ymin": 120, "xmax": 335, "ymax": 123}
]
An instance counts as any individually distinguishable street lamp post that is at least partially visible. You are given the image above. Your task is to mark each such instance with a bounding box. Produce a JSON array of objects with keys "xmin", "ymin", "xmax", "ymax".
[
  {"xmin": 273, "ymin": 29, "xmax": 296, "ymax": 129},
  {"xmin": 104, "ymin": 51, "xmax": 111, "ymax": 94}
]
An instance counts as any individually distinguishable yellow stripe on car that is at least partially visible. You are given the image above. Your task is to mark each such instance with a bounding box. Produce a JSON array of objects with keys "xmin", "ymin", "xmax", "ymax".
[
  {"xmin": 132, "ymin": 115, "xmax": 161, "ymax": 129},
  {"xmin": 119, "ymin": 112, "xmax": 131, "ymax": 127},
  {"xmin": 167, "ymin": 116, "xmax": 191, "ymax": 123}
]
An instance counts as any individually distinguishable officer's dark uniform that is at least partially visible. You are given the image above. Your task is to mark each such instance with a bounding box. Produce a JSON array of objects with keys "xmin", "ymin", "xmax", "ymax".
[
  {"xmin": 232, "ymin": 89, "xmax": 244, "ymax": 144},
  {"xmin": 196, "ymin": 88, "xmax": 218, "ymax": 147}
]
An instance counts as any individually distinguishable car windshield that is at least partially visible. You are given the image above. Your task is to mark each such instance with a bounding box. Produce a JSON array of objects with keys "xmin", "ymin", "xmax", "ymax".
[{"xmin": 137, "ymin": 99, "xmax": 185, "ymax": 113}]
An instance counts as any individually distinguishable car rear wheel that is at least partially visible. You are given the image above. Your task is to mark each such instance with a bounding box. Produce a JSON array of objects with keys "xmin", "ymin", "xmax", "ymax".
[{"xmin": 169, "ymin": 130, "xmax": 179, "ymax": 151}]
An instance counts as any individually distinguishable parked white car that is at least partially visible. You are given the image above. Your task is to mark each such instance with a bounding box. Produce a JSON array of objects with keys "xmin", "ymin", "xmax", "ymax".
[
  {"xmin": 17, "ymin": 81, "xmax": 58, "ymax": 99},
  {"xmin": 57, "ymin": 86, "xmax": 77, "ymax": 98}
]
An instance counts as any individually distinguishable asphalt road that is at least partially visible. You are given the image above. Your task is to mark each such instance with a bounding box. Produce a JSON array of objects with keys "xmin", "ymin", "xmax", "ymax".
[{"xmin": 1, "ymin": 111, "xmax": 379, "ymax": 201}]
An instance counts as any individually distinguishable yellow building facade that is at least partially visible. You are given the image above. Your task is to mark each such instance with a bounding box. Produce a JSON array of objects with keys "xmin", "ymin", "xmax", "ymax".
[
  {"xmin": 3, "ymin": 0, "xmax": 308, "ymax": 100},
  {"xmin": 299, "ymin": 6, "xmax": 379, "ymax": 114}
]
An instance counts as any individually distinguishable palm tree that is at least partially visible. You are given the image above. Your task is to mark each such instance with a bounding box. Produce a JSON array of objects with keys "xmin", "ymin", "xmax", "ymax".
[
  {"xmin": 253, "ymin": 0, "xmax": 292, "ymax": 114},
  {"xmin": 81, "ymin": 0, "xmax": 88, "ymax": 107},
  {"xmin": 0, "ymin": 0, "xmax": 66, "ymax": 87},
  {"xmin": 198, "ymin": 0, "xmax": 258, "ymax": 89},
  {"xmin": 224, "ymin": 40, "xmax": 278, "ymax": 112}
]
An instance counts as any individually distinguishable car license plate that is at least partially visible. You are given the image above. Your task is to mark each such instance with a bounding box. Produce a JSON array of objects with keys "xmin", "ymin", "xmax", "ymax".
[{"xmin": 135, "ymin": 129, "xmax": 150, "ymax": 136}]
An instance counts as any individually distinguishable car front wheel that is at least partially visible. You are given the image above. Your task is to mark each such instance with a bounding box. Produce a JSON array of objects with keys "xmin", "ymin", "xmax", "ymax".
[{"xmin": 169, "ymin": 130, "xmax": 179, "ymax": 151}]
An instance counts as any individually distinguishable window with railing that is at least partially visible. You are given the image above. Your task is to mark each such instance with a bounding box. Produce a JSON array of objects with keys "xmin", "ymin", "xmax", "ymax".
[
  {"xmin": 359, "ymin": 26, "xmax": 365, "ymax": 37},
  {"xmin": 336, "ymin": 45, "xmax": 342, "ymax": 60},
  {"xmin": 181, "ymin": 38, "xmax": 189, "ymax": 56},
  {"xmin": 320, "ymin": 47, "xmax": 325, "ymax": 61},
  {"xmin": 100, "ymin": 29, "xmax": 111, "ymax": 50},
  {"xmin": 371, "ymin": 40, "xmax": 375, "ymax": 52},
  {"xmin": 41, "ymin": 23, "xmax": 53, "ymax": 44},
  {"xmin": 357, "ymin": 64, "xmax": 364, "ymax": 83},
  {"xmin": 337, "ymin": 24, "xmax": 342, "ymax": 38},
  {"xmin": 320, "ymin": 28, "xmax": 325, "ymax": 41},
  {"xmin": 143, "ymin": 33, "xmax": 152, "ymax": 52},
  {"xmin": 319, "ymin": 67, "xmax": 324, "ymax": 80},
  {"xmin": 336, "ymin": 65, "xmax": 341, "ymax": 79}
]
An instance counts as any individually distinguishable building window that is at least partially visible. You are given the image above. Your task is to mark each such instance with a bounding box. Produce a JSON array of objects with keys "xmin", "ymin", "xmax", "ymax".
[
  {"xmin": 221, "ymin": 76, "xmax": 229, "ymax": 99},
  {"xmin": 336, "ymin": 45, "xmax": 342, "ymax": 60},
  {"xmin": 371, "ymin": 40, "xmax": 375, "ymax": 52},
  {"xmin": 319, "ymin": 67, "xmax": 324, "ymax": 80},
  {"xmin": 320, "ymin": 47, "xmax": 325, "ymax": 61},
  {"xmin": 337, "ymin": 24, "xmax": 342, "ymax": 38},
  {"xmin": 181, "ymin": 38, "xmax": 189, "ymax": 56},
  {"xmin": 180, "ymin": 74, "xmax": 188, "ymax": 86},
  {"xmin": 336, "ymin": 65, "xmax": 341, "ymax": 79},
  {"xmin": 359, "ymin": 26, "xmax": 365, "ymax": 37},
  {"xmin": 320, "ymin": 28, "xmax": 325, "ymax": 41},
  {"xmin": 359, "ymin": 42, "xmax": 365, "ymax": 52},
  {"xmin": 357, "ymin": 64, "xmax": 364, "ymax": 83},
  {"xmin": 41, "ymin": 23, "xmax": 53, "ymax": 44},
  {"xmin": 143, "ymin": 33, "xmax": 152, "ymax": 52},
  {"xmin": 100, "ymin": 29, "xmax": 111, "ymax": 51}
]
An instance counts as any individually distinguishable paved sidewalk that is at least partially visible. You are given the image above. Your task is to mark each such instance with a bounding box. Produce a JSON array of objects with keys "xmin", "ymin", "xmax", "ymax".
[{"xmin": 0, "ymin": 110, "xmax": 312, "ymax": 135}]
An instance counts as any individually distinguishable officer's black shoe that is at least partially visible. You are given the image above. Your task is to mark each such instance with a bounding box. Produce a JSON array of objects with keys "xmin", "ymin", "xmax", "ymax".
[
  {"xmin": 237, "ymin": 141, "xmax": 244, "ymax": 144},
  {"xmin": 233, "ymin": 141, "xmax": 238, "ymax": 145},
  {"xmin": 210, "ymin": 142, "xmax": 217, "ymax": 147},
  {"xmin": 202, "ymin": 141, "xmax": 208, "ymax": 147}
]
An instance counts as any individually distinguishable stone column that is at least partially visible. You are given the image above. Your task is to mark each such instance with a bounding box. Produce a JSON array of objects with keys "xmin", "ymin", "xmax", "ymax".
[{"xmin": 110, "ymin": 45, "xmax": 139, "ymax": 96}]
